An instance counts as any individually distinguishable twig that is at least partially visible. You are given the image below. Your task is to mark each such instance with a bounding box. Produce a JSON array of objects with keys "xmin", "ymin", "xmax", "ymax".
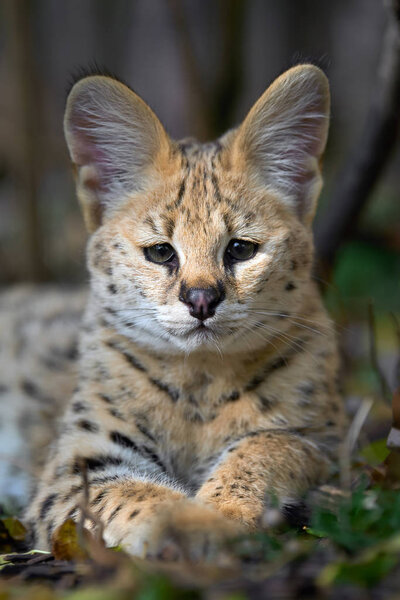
[
  {"xmin": 3, "ymin": 0, "xmax": 47, "ymax": 281},
  {"xmin": 166, "ymin": 0, "xmax": 246, "ymax": 140},
  {"xmin": 339, "ymin": 397, "xmax": 374, "ymax": 489},
  {"xmin": 209, "ymin": 0, "xmax": 246, "ymax": 135},
  {"xmin": 368, "ymin": 300, "xmax": 392, "ymax": 404},
  {"xmin": 315, "ymin": 0, "xmax": 400, "ymax": 268},
  {"xmin": 77, "ymin": 458, "xmax": 104, "ymax": 546},
  {"xmin": 166, "ymin": 0, "xmax": 211, "ymax": 139},
  {"xmin": 390, "ymin": 312, "xmax": 400, "ymax": 389}
]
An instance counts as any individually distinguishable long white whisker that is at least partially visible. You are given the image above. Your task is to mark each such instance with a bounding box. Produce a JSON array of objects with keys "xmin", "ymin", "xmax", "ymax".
[
  {"xmin": 246, "ymin": 311, "xmax": 328, "ymax": 336},
  {"xmin": 244, "ymin": 317, "xmax": 319, "ymax": 367}
]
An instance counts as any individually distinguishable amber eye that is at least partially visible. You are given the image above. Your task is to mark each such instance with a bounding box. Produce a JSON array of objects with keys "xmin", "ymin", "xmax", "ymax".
[
  {"xmin": 225, "ymin": 239, "xmax": 257, "ymax": 262},
  {"xmin": 144, "ymin": 243, "xmax": 176, "ymax": 264}
]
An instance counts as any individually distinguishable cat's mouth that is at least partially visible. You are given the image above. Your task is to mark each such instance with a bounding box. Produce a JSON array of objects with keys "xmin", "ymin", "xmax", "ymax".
[
  {"xmin": 188, "ymin": 322, "xmax": 212, "ymax": 336},
  {"xmin": 161, "ymin": 320, "xmax": 226, "ymax": 345},
  {"xmin": 175, "ymin": 321, "xmax": 218, "ymax": 341}
]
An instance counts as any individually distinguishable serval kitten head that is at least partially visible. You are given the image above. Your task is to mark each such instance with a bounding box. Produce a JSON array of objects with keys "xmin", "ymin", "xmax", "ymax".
[{"xmin": 64, "ymin": 65, "xmax": 329, "ymax": 354}]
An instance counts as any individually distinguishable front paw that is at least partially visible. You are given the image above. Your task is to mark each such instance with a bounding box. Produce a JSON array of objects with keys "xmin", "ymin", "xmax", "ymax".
[{"xmin": 141, "ymin": 499, "xmax": 243, "ymax": 564}]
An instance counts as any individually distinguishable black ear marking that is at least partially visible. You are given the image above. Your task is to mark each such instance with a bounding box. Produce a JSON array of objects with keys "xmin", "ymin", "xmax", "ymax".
[{"xmin": 66, "ymin": 62, "xmax": 130, "ymax": 99}]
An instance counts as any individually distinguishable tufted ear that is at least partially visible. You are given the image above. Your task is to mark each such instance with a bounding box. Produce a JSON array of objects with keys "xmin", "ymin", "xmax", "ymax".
[
  {"xmin": 64, "ymin": 75, "xmax": 171, "ymax": 232},
  {"xmin": 232, "ymin": 65, "xmax": 330, "ymax": 224}
]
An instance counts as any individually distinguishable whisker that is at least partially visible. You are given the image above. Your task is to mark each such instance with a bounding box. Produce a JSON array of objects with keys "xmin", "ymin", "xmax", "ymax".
[
  {"xmin": 239, "ymin": 321, "xmax": 287, "ymax": 359},
  {"xmin": 246, "ymin": 311, "xmax": 329, "ymax": 337},
  {"xmin": 244, "ymin": 317, "xmax": 320, "ymax": 367}
]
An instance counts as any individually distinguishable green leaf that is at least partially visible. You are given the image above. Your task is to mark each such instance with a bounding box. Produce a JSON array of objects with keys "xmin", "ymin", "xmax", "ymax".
[
  {"xmin": 360, "ymin": 439, "xmax": 390, "ymax": 466},
  {"xmin": 319, "ymin": 553, "xmax": 397, "ymax": 588}
]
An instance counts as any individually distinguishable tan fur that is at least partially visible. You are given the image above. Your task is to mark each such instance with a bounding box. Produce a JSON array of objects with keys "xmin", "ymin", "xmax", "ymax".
[
  {"xmin": 21, "ymin": 65, "xmax": 346, "ymax": 560},
  {"xmin": 0, "ymin": 286, "xmax": 85, "ymax": 506}
]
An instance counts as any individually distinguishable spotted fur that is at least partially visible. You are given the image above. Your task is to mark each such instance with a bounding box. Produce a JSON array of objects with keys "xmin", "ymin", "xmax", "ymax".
[{"xmin": 7, "ymin": 65, "xmax": 348, "ymax": 559}]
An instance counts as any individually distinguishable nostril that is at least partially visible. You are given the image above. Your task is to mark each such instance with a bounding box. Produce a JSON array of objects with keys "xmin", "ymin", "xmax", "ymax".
[{"xmin": 180, "ymin": 286, "xmax": 222, "ymax": 321}]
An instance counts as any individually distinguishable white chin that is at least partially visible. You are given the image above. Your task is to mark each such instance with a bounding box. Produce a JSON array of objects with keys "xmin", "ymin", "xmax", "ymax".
[{"xmin": 115, "ymin": 321, "xmax": 222, "ymax": 354}]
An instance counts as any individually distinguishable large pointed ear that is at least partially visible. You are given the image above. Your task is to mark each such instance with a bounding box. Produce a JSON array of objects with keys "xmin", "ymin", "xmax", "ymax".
[
  {"xmin": 64, "ymin": 75, "xmax": 171, "ymax": 232},
  {"xmin": 231, "ymin": 65, "xmax": 330, "ymax": 224}
]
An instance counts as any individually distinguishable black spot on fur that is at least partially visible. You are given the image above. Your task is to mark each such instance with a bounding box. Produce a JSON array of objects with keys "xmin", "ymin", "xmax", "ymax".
[
  {"xmin": 72, "ymin": 455, "xmax": 124, "ymax": 474},
  {"xmin": 285, "ymin": 282, "xmax": 296, "ymax": 291},
  {"xmin": 298, "ymin": 382, "xmax": 315, "ymax": 396},
  {"xmin": 174, "ymin": 179, "xmax": 186, "ymax": 209},
  {"xmin": 110, "ymin": 431, "xmax": 140, "ymax": 452},
  {"xmin": 62, "ymin": 484, "xmax": 83, "ymax": 502},
  {"xmin": 106, "ymin": 340, "xmax": 146, "ymax": 372},
  {"xmin": 211, "ymin": 173, "xmax": 222, "ymax": 202},
  {"xmin": 136, "ymin": 422, "xmax": 156, "ymax": 443},
  {"xmin": 257, "ymin": 395, "xmax": 276, "ymax": 411},
  {"xmin": 220, "ymin": 390, "xmax": 240, "ymax": 403},
  {"xmin": 72, "ymin": 401, "xmax": 88, "ymax": 413},
  {"xmin": 77, "ymin": 419, "xmax": 99, "ymax": 433},
  {"xmin": 149, "ymin": 377, "xmax": 180, "ymax": 402},
  {"xmin": 99, "ymin": 393, "xmax": 113, "ymax": 404},
  {"xmin": 129, "ymin": 509, "xmax": 140, "ymax": 519},
  {"xmin": 245, "ymin": 343, "xmax": 305, "ymax": 392},
  {"xmin": 20, "ymin": 379, "xmax": 52, "ymax": 404},
  {"xmin": 108, "ymin": 284, "xmax": 117, "ymax": 294},
  {"xmin": 39, "ymin": 493, "xmax": 58, "ymax": 520},
  {"xmin": 110, "ymin": 431, "xmax": 167, "ymax": 473},
  {"xmin": 108, "ymin": 504, "xmax": 123, "ymax": 522},
  {"xmin": 108, "ymin": 408, "xmax": 124, "ymax": 420},
  {"xmin": 66, "ymin": 506, "xmax": 78, "ymax": 520},
  {"xmin": 91, "ymin": 490, "xmax": 108, "ymax": 506},
  {"xmin": 163, "ymin": 215, "xmax": 175, "ymax": 239}
]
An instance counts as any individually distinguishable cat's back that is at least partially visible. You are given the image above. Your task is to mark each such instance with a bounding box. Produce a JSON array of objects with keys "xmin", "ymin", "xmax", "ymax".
[{"xmin": 0, "ymin": 285, "xmax": 86, "ymax": 508}]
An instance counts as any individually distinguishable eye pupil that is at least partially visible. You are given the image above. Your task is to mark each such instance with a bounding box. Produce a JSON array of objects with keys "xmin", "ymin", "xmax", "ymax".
[
  {"xmin": 145, "ymin": 243, "xmax": 176, "ymax": 264},
  {"xmin": 226, "ymin": 239, "xmax": 257, "ymax": 262},
  {"xmin": 156, "ymin": 244, "xmax": 169, "ymax": 257}
]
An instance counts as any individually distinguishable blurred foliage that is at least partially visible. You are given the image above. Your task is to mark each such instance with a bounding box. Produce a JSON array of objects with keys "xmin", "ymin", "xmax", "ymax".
[
  {"xmin": 308, "ymin": 486, "xmax": 400, "ymax": 553},
  {"xmin": 325, "ymin": 241, "xmax": 400, "ymax": 315}
]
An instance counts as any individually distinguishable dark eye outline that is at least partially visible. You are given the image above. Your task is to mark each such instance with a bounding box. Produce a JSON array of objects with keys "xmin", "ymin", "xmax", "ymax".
[
  {"xmin": 143, "ymin": 243, "xmax": 178, "ymax": 266},
  {"xmin": 224, "ymin": 239, "xmax": 258, "ymax": 266}
]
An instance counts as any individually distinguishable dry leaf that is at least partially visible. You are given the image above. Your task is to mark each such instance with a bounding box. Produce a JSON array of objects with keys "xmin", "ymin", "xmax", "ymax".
[
  {"xmin": 2, "ymin": 517, "xmax": 27, "ymax": 541},
  {"xmin": 51, "ymin": 519, "xmax": 88, "ymax": 561}
]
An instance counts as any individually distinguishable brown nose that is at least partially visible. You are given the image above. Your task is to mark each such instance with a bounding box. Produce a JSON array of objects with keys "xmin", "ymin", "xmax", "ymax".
[{"xmin": 179, "ymin": 285, "xmax": 223, "ymax": 321}]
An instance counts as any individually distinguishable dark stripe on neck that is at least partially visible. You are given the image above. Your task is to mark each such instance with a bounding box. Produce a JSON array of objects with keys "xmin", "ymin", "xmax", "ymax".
[
  {"xmin": 105, "ymin": 340, "xmax": 147, "ymax": 372},
  {"xmin": 245, "ymin": 341, "xmax": 305, "ymax": 392}
]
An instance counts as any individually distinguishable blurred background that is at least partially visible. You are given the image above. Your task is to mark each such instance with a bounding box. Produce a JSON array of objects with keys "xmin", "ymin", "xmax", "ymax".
[{"xmin": 0, "ymin": 1, "xmax": 399, "ymax": 384}]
